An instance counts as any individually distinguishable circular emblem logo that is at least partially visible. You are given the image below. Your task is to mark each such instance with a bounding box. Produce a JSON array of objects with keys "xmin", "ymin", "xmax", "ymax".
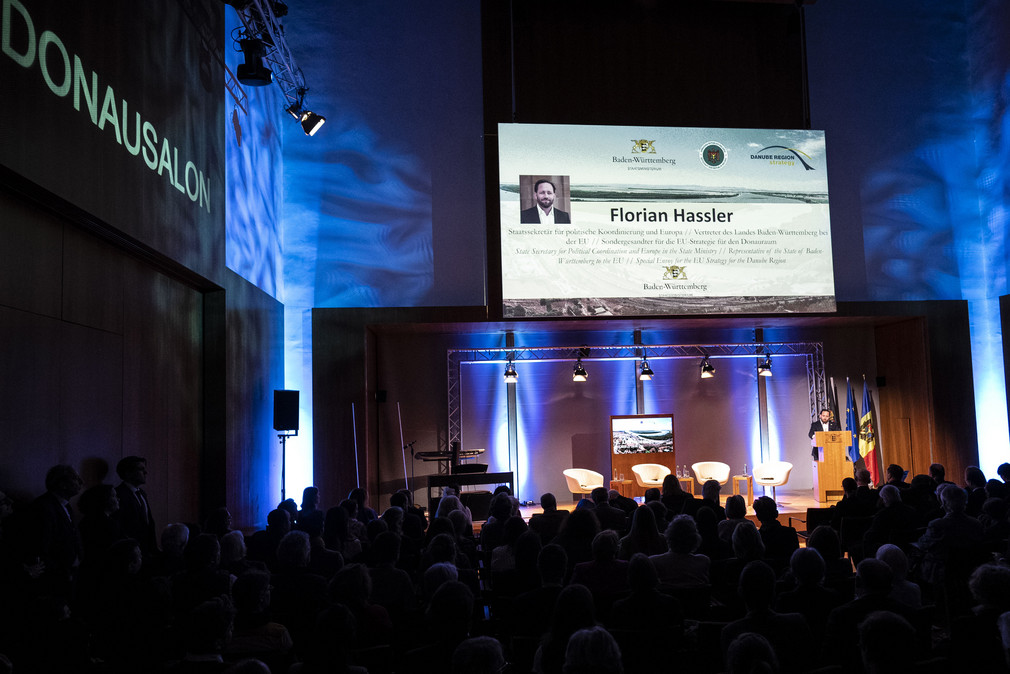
[{"xmin": 700, "ymin": 142, "xmax": 728, "ymax": 169}]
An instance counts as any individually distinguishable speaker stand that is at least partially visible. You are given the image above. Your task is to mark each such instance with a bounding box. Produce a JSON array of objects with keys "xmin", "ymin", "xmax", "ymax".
[{"xmin": 278, "ymin": 430, "xmax": 298, "ymax": 502}]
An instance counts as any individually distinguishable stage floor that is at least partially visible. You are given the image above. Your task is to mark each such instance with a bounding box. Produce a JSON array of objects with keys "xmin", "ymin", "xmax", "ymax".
[{"xmin": 513, "ymin": 487, "xmax": 839, "ymax": 526}]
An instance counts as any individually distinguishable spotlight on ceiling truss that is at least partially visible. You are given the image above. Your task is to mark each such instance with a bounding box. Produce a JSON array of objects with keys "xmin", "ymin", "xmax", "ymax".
[
  {"xmin": 639, "ymin": 358, "xmax": 654, "ymax": 381},
  {"xmin": 700, "ymin": 355, "xmax": 716, "ymax": 379},
  {"xmin": 572, "ymin": 357, "xmax": 588, "ymax": 382},
  {"xmin": 757, "ymin": 351, "xmax": 773, "ymax": 377},
  {"xmin": 230, "ymin": 0, "xmax": 325, "ymax": 136},
  {"xmin": 504, "ymin": 359, "xmax": 518, "ymax": 384}
]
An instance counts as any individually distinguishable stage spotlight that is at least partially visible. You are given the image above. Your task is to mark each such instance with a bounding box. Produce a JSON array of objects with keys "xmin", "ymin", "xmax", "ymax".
[
  {"xmin": 758, "ymin": 352, "xmax": 773, "ymax": 377},
  {"xmin": 299, "ymin": 110, "xmax": 326, "ymax": 136},
  {"xmin": 639, "ymin": 358, "xmax": 654, "ymax": 381},
  {"xmin": 700, "ymin": 356, "xmax": 716, "ymax": 379},
  {"xmin": 504, "ymin": 360, "xmax": 518, "ymax": 383},
  {"xmin": 573, "ymin": 358, "xmax": 588, "ymax": 382},
  {"xmin": 237, "ymin": 38, "xmax": 272, "ymax": 86}
]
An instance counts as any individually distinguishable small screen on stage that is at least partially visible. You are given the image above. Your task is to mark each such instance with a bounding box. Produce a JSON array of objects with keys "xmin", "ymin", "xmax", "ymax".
[
  {"xmin": 498, "ymin": 123, "xmax": 835, "ymax": 317},
  {"xmin": 611, "ymin": 414, "xmax": 674, "ymax": 454}
]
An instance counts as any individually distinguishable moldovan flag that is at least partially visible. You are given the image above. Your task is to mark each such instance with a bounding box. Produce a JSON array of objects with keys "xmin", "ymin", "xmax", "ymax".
[
  {"xmin": 860, "ymin": 378, "xmax": 882, "ymax": 485},
  {"xmin": 845, "ymin": 378, "xmax": 859, "ymax": 463}
]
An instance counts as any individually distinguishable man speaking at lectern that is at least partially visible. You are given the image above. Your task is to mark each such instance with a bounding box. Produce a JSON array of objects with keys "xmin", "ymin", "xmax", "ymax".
[{"xmin": 808, "ymin": 408, "xmax": 840, "ymax": 460}]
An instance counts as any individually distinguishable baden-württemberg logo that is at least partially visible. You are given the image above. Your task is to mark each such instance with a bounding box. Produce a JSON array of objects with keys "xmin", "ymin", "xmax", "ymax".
[
  {"xmin": 663, "ymin": 265, "xmax": 688, "ymax": 280},
  {"xmin": 700, "ymin": 142, "xmax": 728, "ymax": 169},
  {"xmin": 631, "ymin": 139, "xmax": 657, "ymax": 154}
]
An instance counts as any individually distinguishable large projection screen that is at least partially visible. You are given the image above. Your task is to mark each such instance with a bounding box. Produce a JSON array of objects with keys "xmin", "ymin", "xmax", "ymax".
[{"xmin": 498, "ymin": 123, "xmax": 835, "ymax": 317}]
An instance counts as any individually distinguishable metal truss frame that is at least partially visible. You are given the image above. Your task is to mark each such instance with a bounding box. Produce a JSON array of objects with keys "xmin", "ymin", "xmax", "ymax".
[{"xmin": 447, "ymin": 341, "xmax": 825, "ymax": 452}]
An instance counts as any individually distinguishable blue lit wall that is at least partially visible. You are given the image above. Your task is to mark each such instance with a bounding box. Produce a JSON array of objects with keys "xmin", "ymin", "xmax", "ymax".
[{"xmin": 807, "ymin": 0, "xmax": 1010, "ymax": 475}]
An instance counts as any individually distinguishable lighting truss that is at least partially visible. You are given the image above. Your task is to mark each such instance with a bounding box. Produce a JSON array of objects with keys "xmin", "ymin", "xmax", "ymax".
[
  {"xmin": 446, "ymin": 341, "xmax": 826, "ymax": 452},
  {"xmin": 231, "ymin": 0, "xmax": 318, "ymax": 129}
]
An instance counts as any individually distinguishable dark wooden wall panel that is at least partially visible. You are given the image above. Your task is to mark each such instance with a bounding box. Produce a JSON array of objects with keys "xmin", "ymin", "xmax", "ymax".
[{"xmin": 874, "ymin": 318, "xmax": 933, "ymax": 476}]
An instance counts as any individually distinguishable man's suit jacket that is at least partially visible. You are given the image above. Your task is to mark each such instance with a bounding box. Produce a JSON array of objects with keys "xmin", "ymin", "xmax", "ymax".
[
  {"xmin": 519, "ymin": 206, "xmax": 571, "ymax": 224},
  {"xmin": 115, "ymin": 482, "xmax": 158, "ymax": 554},
  {"xmin": 808, "ymin": 420, "xmax": 841, "ymax": 460}
]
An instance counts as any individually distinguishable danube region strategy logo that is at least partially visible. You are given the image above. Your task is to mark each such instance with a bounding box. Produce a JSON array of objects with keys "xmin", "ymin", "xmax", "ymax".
[
  {"xmin": 700, "ymin": 142, "xmax": 728, "ymax": 169},
  {"xmin": 663, "ymin": 265, "xmax": 688, "ymax": 280}
]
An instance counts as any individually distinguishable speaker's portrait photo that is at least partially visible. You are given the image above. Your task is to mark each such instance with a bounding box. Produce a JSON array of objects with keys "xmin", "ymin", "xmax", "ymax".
[{"xmin": 519, "ymin": 176, "xmax": 572, "ymax": 224}]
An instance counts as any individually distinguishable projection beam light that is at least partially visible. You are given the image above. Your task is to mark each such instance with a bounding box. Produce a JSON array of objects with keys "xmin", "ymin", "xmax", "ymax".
[
  {"xmin": 700, "ymin": 355, "xmax": 716, "ymax": 379},
  {"xmin": 758, "ymin": 352, "xmax": 773, "ymax": 377},
  {"xmin": 231, "ymin": 0, "xmax": 326, "ymax": 136},
  {"xmin": 639, "ymin": 357, "xmax": 654, "ymax": 381}
]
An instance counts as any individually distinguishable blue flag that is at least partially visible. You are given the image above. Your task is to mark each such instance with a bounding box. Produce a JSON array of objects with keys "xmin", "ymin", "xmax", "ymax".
[{"xmin": 845, "ymin": 377, "xmax": 859, "ymax": 462}]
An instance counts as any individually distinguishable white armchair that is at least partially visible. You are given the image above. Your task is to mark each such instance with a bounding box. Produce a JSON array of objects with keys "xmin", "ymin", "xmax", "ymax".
[
  {"xmin": 563, "ymin": 468, "xmax": 605, "ymax": 499},
  {"xmin": 631, "ymin": 463, "xmax": 672, "ymax": 489},
  {"xmin": 691, "ymin": 461, "xmax": 731, "ymax": 485},
  {"xmin": 753, "ymin": 461, "xmax": 793, "ymax": 500}
]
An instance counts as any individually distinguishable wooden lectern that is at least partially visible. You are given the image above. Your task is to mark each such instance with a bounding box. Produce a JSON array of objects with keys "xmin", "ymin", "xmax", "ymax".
[{"xmin": 813, "ymin": 431, "xmax": 848, "ymax": 503}]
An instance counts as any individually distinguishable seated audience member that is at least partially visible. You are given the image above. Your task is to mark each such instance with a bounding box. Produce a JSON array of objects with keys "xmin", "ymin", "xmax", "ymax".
[
  {"xmin": 380, "ymin": 505, "xmax": 404, "ymax": 536},
  {"xmin": 551, "ymin": 508, "xmax": 600, "ymax": 578},
  {"xmin": 725, "ymin": 632, "xmax": 780, "ymax": 674},
  {"xmin": 533, "ymin": 584, "xmax": 597, "ymax": 674},
  {"xmin": 721, "ymin": 560, "xmax": 813, "ymax": 673},
  {"xmin": 226, "ymin": 570, "xmax": 294, "ymax": 672},
  {"xmin": 451, "ymin": 636, "xmax": 506, "ymax": 674},
  {"xmin": 507, "ymin": 544, "xmax": 568, "ymax": 639},
  {"xmin": 170, "ymin": 597, "xmax": 235, "ymax": 673},
  {"xmin": 297, "ymin": 486, "xmax": 321, "ymax": 526},
  {"xmin": 986, "ymin": 478, "xmax": 1008, "ymax": 501},
  {"xmin": 643, "ymin": 487, "xmax": 661, "ymax": 504},
  {"xmin": 269, "ymin": 530, "xmax": 329, "ymax": 657},
  {"xmin": 644, "ymin": 499, "xmax": 668, "ymax": 531},
  {"xmin": 405, "ymin": 581, "xmax": 475, "ymax": 674},
  {"xmin": 338, "ymin": 498, "xmax": 368, "ymax": 541},
  {"xmin": 608, "ymin": 488, "xmax": 637, "ymax": 516},
  {"xmin": 874, "ymin": 544, "xmax": 921, "ymax": 608},
  {"xmin": 277, "ymin": 499, "xmax": 299, "ymax": 526},
  {"xmin": 292, "ymin": 509, "xmax": 342, "ymax": 578},
  {"xmin": 171, "ymin": 533, "xmax": 232, "ymax": 617},
  {"xmin": 77, "ymin": 483, "xmax": 123, "ymax": 566},
  {"xmin": 718, "ymin": 494, "xmax": 749, "ymax": 544},
  {"xmin": 204, "ymin": 507, "xmax": 234, "ymax": 539},
  {"xmin": 861, "ymin": 484, "xmax": 918, "ymax": 557},
  {"xmin": 805, "ymin": 525, "xmax": 853, "ymax": 583},
  {"xmin": 980, "ymin": 497, "xmax": 1010, "ymax": 543},
  {"xmin": 347, "ymin": 487, "xmax": 378, "ymax": 526},
  {"xmin": 287, "ymin": 603, "xmax": 364, "ymax": 674},
  {"xmin": 997, "ymin": 462, "xmax": 1010, "ymax": 490},
  {"xmin": 447, "ymin": 508, "xmax": 478, "ymax": 567},
  {"xmin": 857, "ymin": 610, "xmax": 918, "ymax": 674},
  {"xmin": 752, "ymin": 496, "xmax": 798, "ymax": 570},
  {"xmin": 949, "ymin": 563, "xmax": 1010, "ymax": 671},
  {"xmin": 148, "ymin": 522, "xmax": 190, "ymax": 578},
  {"xmin": 322, "ymin": 505, "xmax": 362, "ymax": 562},
  {"xmin": 823, "ymin": 558, "xmax": 918, "ymax": 670},
  {"xmin": 368, "ymin": 531, "xmax": 417, "ymax": 622},
  {"xmin": 695, "ymin": 506, "xmax": 731, "ymax": 561},
  {"xmin": 831, "ymin": 473, "xmax": 879, "ymax": 530},
  {"xmin": 570, "ymin": 530, "xmax": 629, "ymax": 620},
  {"xmin": 660, "ymin": 474, "xmax": 693, "ymax": 517},
  {"xmin": 915, "ymin": 483, "xmax": 984, "ymax": 584},
  {"xmin": 508, "ymin": 529, "xmax": 544, "ymax": 597},
  {"xmin": 529, "ymin": 493, "xmax": 569, "ymax": 545},
  {"xmin": 478, "ymin": 492, "xmax": 514, "ymax": 560},
  {"xmin": 774, "ymin": 547, "xmax": 844, "ymax": 642},
  {"xmin": 221, "ymin": 529, "xmax": 268, "ymax": 578},
  {"xmin": 562, "ymin": 626, "xmax": 623, "ymax": 674},
  {"xmin": 422, "ymin": 561, "xmax": 459, "ymax": 602},
  {"xmin": 650, "ymin": 514, "xmax": 710, "ymax": 587},
  {"xmin": 328, "ymin": 563, "xmax": 393, "ymax": 648},
  {"xmin": 884, "ymin": 464, "xmax": 910, "ymax": 490},
  {"xmin": 435, "ymin": 493, "xmax": 473, "ymax": 532},
  {"xmin": 929, "ymin": 463, "xmax": 955, "ymax": 489},
  {"xmin": 246, "ymin": 509, "xmax": 290, "ymax": 571},
  {"xmin": 609, "ymin": 553, "xmax": 684, "ymax": 638},
  {"xmin": 589, "ymin": 487, "xmax": 627, "ymax": 534},
  {"xmin": 905, "ymin": 474, "xmax": 943, "ymax": 527},
  {"xmin": 490, "ymin": 515, "xmax": 529, "ymax": 575},
  {"xmin": 617, "ymin": 502, "xmax": 666, "ymax": 560},
  {"xmin": 965, "ymin": 465, "xmax": 988, "ymax": 517},
  {"xmin": 696, "ymin": 479, "xmax": 726, "ymax": 521}
]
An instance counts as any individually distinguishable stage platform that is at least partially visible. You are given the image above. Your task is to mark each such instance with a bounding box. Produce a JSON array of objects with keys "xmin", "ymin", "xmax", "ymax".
[{"xmin": 511, "ymin": 486, "xmax": 839, "ymax": 528}]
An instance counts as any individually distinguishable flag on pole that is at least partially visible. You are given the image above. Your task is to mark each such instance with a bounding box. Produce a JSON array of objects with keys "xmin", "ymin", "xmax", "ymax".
[
  {"xmin": 827, "ymin": 377, "xmax": 841, "ymax": 428},
  {"xmin": 860, "ymin": 377, "xmax": 881, "ymax": 485},
  {"xmin": 845, "ymin": 377, "xmax": 859, "ymax": 462}
]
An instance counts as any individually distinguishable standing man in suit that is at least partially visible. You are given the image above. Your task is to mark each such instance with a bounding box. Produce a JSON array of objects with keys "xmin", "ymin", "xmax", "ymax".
[
  {"xmin": 520, "ymin": 179, "xmax": 571, "ymax": 224},
  {"xmin": 808, "ymin": 408, "xmax": 840, "ymax": 460},
  {"xmin": 24, "ymin": 464, "xmax": 84, "ymax": 607},
  {"xmin": 115, "ymin": 456, "xmax": 158, "ymax": 557}
]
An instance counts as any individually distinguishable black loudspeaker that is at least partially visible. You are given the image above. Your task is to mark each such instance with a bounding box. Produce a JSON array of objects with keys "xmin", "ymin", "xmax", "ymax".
[{"xmin": 273, "ymin": 390, "xmax": 299, "ymax": 431}]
